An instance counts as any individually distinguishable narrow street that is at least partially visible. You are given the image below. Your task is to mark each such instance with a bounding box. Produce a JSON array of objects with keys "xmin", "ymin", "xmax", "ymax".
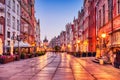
[{"xmin": 0, "ymin": 52, "xmax": 120, "ymax": 80}]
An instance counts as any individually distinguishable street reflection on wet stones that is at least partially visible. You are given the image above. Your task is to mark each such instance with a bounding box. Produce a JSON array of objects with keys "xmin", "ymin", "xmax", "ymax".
[{"xmin": 0, "ymin": 52, "xmax": 119, "ymax": 80}]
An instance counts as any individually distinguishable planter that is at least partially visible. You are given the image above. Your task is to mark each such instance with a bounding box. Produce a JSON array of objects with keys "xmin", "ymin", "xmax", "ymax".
[
  {"xmin": 82, "ymin": 52, "xmax": 87, "ymax": 57},
  {"xmin": 20, "ymin": 53, "xmax": 26, "ymax": 59},
  {"xmin": 27, "ymin": 54, "xmax": 34, "ymax": 58},
  {"xmin": 88, "ymin": 52, "xmax": 92, "ymax": 57},
  {"xmin": 0, "ymin": 56, "xmax": 14, "ymax": 64},
  {"xmin": 34, "ymin": 53, "xmax": 38, "ymax": 57},
  {"xmin": 76, "ymin": 52, "xmax": 81, "ymax": 57},
  {"xmin": 14, "ymin": 55, "xmax": 20, "ymax": 61},
  {"xmin": 92, "ymin": 52, "xmax": 96, "ymax": 57},
  {"xmin": 37, "ymin": 51, "xmax": 45, "ymax": 56}
]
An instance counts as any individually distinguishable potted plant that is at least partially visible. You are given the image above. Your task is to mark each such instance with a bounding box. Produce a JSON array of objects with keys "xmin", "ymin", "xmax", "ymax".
[{"xmin": 20, "ymin": 53, "xmax": 25, "ymax": 59}]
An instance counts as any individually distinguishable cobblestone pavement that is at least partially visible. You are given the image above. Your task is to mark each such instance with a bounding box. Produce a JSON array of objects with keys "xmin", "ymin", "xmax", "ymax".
[{"xmin": 0, "ymin": 52, "xmax": 120, "ymax": 80}]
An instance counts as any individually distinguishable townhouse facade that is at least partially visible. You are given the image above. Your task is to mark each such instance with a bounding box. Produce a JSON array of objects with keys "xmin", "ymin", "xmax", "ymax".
[
  {"xmin": 5, "ymin": 0, "xmax": 21, "ymax": 53},
  {"xmin": 59, "ymin": 31, "xmax": 66, "ymax": 51},
  {"xmin": 19, "ymin": 0, "xmax": 33, "ymax": 44},
  {"xmin": 65, "ymin": 23, "xmax": 73, "ymax": 52},
  {"xmin": 49, "ymin": 0, "xmax": 120, "ymax": 56},
  {"xmin": 73, "ymin": 18, "xmax": 79, "ymax": 52},
  {"xmin": 96, "ymin": 0, "xmax": 120, "ymax": 57},
  {"xmin": 29, "ymin": 0, "xmax": 36, "ymax": 45},
  {"xmin": 88, "ymin": 0, "xmax": 96, "ymax": 52},
  {"xmin": 0, "ymin": 0, "xmax": 40, "ymax": 55},
  {"xmin": 35, "ymin": 19, "xmax": 41, "ymax": 51},
  {"xmin": 0, "ymin": 0, "xmax": 5, "ymax": 55}
]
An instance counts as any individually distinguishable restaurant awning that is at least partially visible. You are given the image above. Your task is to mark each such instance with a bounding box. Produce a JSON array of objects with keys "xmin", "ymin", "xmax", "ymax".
[{"xmin": 14, "ymin": 41, "xmax": 31, "ymax": 48}]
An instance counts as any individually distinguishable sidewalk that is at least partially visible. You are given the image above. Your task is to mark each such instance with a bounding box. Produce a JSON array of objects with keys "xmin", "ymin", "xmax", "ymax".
[{"xmin": 72, "ymin": 56, "xmax": 120, "ymax": 80}]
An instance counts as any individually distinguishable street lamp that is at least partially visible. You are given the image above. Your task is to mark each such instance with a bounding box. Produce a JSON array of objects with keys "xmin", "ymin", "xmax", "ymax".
[
  {"xmin": 77, "ymin": 40, "xmax": 80, "ymax": 52},
  {"xmin": 101, "ymin": 32, "xmax": 106, "ymax": 48},
  {"xmin": 101, "ymin": 33, "xmax": 106, "ymax": 38},
  {"xmin": 34, "ymin": 40, "xmax": 37, "ymax": 53},
  {"xmin": 77, "ymin": 40, "xmax": 80, "ymax": 44},
  {"xmin": 67, "ymin": 44, "xmax": 71, "ymax": 52},
  {"xmin": 16, "ymin": 35, "xmax": 21, "ymax": 55}
]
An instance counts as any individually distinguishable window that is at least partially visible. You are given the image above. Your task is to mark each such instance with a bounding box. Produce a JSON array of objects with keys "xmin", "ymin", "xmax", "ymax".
[
  {"xmin": 7, "ymin": 41, "xmax": 10, "ymax": 46},
  {"xmin": 7, "ymin": 0, "xmax": 11, "ymax": 8},
  {"xmin": 17, "ymin": 4, "xmax": 19, "ymax": 15},
  {"xmin": 108, "ymin": 0, "xmax": 112, "ymax": 20},
  {"xmin": 113, "ymin": 31, "xmax": 120, "ymax": 44},
  {"xmin": 0, "ymin": 24, "xmax": 3, "ymax": 34},
  {"xmin": 17, "ymin": 20, "xmax": 19, "ymax": 31},
  {"xmin": 118, "ymin": 0, "xmax": 120, "ymax": 14},
  {"xmin": 7, "ymin": 31, "xmax": 10, "ymax": 38},
  {"xmin": 12, "ymin": 16, "xmax": 15, "ymax": 29},
  {"xmin": 7, "ymin": 12, "xmax": 10, "ymax": 27},
  {"xmin": 99, "ymin": 10, "xmax": 101, "ymax": 27},
  {"xmin": 13, "ymin": 0, "xmax": 15, "ymax": 12},
  {"xmin": 103, "ymin": 4, "xmax": 105, "ymax": 25},
  {"xmin": 24, "ymin": 24, "xmax": 28, "ymax": 32}
]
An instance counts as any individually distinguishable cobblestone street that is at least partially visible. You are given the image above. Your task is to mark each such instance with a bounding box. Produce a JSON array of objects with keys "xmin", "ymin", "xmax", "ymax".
[{"xmin": 0, "ymin": 52, "xmax": 120, "ymax": 80}]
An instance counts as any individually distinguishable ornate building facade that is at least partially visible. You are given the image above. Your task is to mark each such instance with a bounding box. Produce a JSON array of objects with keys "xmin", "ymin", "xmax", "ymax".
[{"xmin": 0, "ymin": 0, "xmax": 5, "ymax": 54}]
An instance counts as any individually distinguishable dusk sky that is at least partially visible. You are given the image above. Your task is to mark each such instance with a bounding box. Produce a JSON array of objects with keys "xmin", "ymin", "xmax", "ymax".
[{"xmin": 35, "ymin": 0, "xmax": 84, "ymax": 41}]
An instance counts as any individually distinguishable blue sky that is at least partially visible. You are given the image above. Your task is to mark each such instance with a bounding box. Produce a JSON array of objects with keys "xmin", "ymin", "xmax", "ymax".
[{"xmin": 35, "ymin": 0, "xmax": 83, "ymax": 41}]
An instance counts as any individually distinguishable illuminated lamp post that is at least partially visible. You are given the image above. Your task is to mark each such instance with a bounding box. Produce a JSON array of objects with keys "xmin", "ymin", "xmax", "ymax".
[
  {"xmin": 32, "ymin": 40, "xmax": 36, "ymax": 53},
  {"xmin": 77, "ymin": 40, "xmax": 80, "ymax": 52},
  {"xmin": 100, "ymin": 32, "xmax": 107, "ymax": 57},
  {"xmin": 17, "ymin": 35, "xmax": 21, "ymax": 55},
  {"xmin": 40, "ymin": 43, "xmax": 43, "ymax": 51},
  {"xmin": 96, "ymin": 36, "xmax": 101, "ymax": 58},
  {"xmin": 67, "ymin": 44, "xmax": 71, "ymax": 52},
  {"xmin": 101, "ymin": 32, "xmax": 106, "ymax": 48}
]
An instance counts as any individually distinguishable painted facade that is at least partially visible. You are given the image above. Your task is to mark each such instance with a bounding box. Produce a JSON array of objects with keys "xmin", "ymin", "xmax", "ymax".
[
  {"xmin": 59, "ymin": 31, "xmax": 66, "ymax": 51},
  {"xmin": 96, "ymin": 0, "xmax": 120, "ymax": 57},
  {"xmin": 5, "ymin": 0, "xmax": 20, "ymax": 53},
  {"xmin": 0, "ymin": 0, "xmax": 5, "ymax": 54},
  {"xmin": 35, "ymin": 19, "xmax": 41, "ymax": 49}
]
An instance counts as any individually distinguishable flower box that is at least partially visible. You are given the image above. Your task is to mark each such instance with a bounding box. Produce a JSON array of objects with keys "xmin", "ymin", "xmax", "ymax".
[{"xmin": 0, "ymin": 55, "xmax": 15, "ymax": 64}]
